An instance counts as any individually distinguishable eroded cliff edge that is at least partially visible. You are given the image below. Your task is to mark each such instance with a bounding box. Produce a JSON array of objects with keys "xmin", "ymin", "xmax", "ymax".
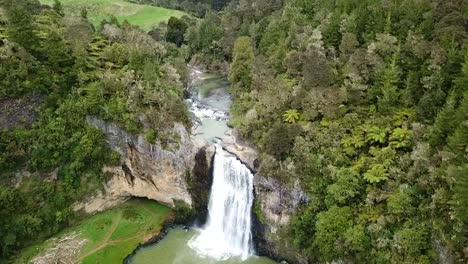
[
  {"xmin": 74, "ymin": 116, "xmax": 215, "ymax": 214},
  {"xmin": 79, "ymin": 114, "xmax": 308, "ymax": 263}
]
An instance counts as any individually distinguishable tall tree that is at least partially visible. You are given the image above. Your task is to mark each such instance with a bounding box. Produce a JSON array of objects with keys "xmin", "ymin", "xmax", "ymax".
[
  {"xmin": 165, "ymin": 17, "xmax": 188, "ymax": 47},
  {"xmin": 5, "ymin": 2, "xmax": 39, "ymax": 53},
  {"xmin": 229, "ymin": 36, "xmax": 254, "ymax": 96}
]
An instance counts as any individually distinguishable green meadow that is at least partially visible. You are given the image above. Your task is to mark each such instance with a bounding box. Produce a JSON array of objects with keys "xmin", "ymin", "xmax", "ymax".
[
  {"xmin": 40, "ymin": 0, "xmax": 188, "ymax": 31},
  {"xmin": 15, "ymin": 199, "xmax": 172, "ymax": 264}
]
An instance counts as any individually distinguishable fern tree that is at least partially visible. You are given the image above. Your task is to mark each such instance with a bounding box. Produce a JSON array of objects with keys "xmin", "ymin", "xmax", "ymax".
[{"xmin": 283, "ymin": 109, "xmax": 301, "ymax": 123}]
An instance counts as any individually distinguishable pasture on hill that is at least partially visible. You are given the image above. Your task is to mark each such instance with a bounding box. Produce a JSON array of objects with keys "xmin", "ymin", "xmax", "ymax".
[{"xmin": 40, "ymin": 0, "xmax": 188, "ymax": 31}]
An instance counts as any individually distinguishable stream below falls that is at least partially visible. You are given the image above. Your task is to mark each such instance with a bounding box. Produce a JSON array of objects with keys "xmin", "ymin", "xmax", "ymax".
[{"xmin": 128, "ymin": 68, "xmax": 277, "ymax": 264}]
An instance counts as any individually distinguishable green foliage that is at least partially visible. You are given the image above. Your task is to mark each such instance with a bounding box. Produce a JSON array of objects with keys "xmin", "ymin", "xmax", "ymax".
[
  {"xmin": 393, "ymin": 224, "xmax": 430, "ymax": 260},
  {"xmin": 173, "ymin": 200, "xmax": 196, "ymax": 224},
  {"xmin": 389, "ymin": 127, "xmax": 412, "ymax": 149},
  {"xmin": 5, "ymin": 2, "xmax": 39, "ymax": 54},
  {"xmin": 165, "ymin": 16, "xmax": 187, "ymax": 47},
  {"xmin": 52, "ymin": 0, "xmax": 64, "ymax": 17},
  {"xmin": 365, "ymin": 125, "xmax": 388, "ymax": 144},
  {"xmin": 314, "ymin": 206, "xmax": 353, "ymax": 261},
  {"xmin": 451, "ymin": 165, "xmax": 468, "ymax": 229},
  {"xmin": 186, "ymin": 12, "xmax": 223, "ymax": 59},
  {"xmin": 325, "ymin": 168, "xmax": 361, "ymax": 206},
  {"xmin": 282, "ymin": 109, "xmax": 300, "ymax": 124},
  {"xmin": 219, "ymin": 0, "xmax": 467, "ymax": 262},
  {"xmin": 252, "ymin": 200, "xmax": 266, "ymax": 224},
  {"xmin": 229, "ymin": 36, "xmax": 254, "ymax": 96},
  {"xmin": 0, "ymin": 4, "xmax": 190, "ymax": 260},
  {"xmin": 260, "ymin": 122, "xmax": 301, "ymax": 161},
  {"xmin": 292, "ymin": 205, "xmax": 318, "ymax": 249},
  {"xmin": 363, "ymin": 164, "xmax": 388, "ymax": 183},
  {"xmin": 387, "ymin": 185, "xmax": 415, "ymax": 217},
  {"xmin": 145, "ymin": 129, "xmax": 157, "ymax": 144}
]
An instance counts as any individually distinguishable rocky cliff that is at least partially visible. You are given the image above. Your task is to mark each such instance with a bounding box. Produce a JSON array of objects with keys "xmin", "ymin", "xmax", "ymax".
[
  {"xmin": 222, "ymin": 129, "xmax": 310, "ymax": 263},
  {"xmin": 74, "ymin": 116, "xmax": 214, "ymax": 214},
  {"xmin": 79, "ymin": 115, "xmax": 308, "ymax": 262}
]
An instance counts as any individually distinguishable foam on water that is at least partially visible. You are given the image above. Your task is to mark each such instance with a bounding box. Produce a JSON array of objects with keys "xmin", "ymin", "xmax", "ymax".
[{"xmin": 189, "ymin": 146, "xmax": 255, "ymax": 260}]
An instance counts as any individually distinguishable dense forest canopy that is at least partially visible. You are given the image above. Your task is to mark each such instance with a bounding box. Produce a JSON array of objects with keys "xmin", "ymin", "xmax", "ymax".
[
  {"xmin": 184, "ymin": 0, "xmax": 468, "ymax": 263},
  {"xmin": 0, "ymin": 0, "xmax": 467, "ymax": 263}
]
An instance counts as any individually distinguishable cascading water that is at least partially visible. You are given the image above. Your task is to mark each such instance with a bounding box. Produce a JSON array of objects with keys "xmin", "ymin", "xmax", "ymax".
[
  {"xmin": 189, "ymin": 145, "xmax": 255, "ymax": 261},
  {"xmin": 129, "ymin": 67, "xmax": 277, "ymax": 264}
]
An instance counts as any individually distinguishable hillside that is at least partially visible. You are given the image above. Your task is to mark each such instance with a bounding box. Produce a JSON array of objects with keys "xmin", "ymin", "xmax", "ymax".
[
  {"xmin": 0, "ymin": 0, "xmax": 191, "ymax": 261},
  {"xmin": 39, "ymin": 0, "xmax": 188, "ymax": 31},
  {"xmin": 184, "ymin": 0, "xmax": 468, "ymax": 263}
]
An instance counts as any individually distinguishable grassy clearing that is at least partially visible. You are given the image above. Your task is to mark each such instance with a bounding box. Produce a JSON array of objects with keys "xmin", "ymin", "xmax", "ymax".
[
  {"xmin": 39, "ymin": 0, "xmax": 188, "ymax": 31},
  {"xmin": 15, "ymin": 199, "xmax": 172, "ymax": 264}
]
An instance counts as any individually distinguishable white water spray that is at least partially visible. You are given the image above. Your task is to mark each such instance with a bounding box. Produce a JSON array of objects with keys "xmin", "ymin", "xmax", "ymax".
[{"xmin": 190, "ymin": 146, "xmax": 255, "ymax": 260}]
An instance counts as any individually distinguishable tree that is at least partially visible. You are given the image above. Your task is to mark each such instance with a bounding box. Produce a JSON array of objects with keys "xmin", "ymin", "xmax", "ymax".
[
  {"xmin": 165, "ymin": 17, "xmax": 188, "ymax": 47},
  {"xmin": 283, "ymin": 109, "xmax": 300, "ymax": 123},
  {"xmin": 376, "ymin": 45, "xmax": 401, "ymax": 112},
  {"xmin": 427, "ymin": 92, "xmax": 457, "ymax": 147},
  {"xmin": 314, "ymin": 206, "xmax": 353, "ymax": 261},
  {"xmin": 187, "ymin": 12, "xmax": 223, "ymax": 56},
  {"xmin": 42, "ymin": 29, "xmax": 74, "ymax": 72},
  {"xmin": 53, "ymin": 0, "xmax": 64, "ymax": 17},
  {"xmin": 451, "ymin": 165, "xmax": 468, "ymax": 232},
  {"xmin": 229, "ymin": 36, "xmax": 254, "ymax": 96},
  {"xmin": 325, "ymin": 168, "xmax": 361, "ymax": 206},
  {"xmin": 5, "ymin": 3, "xmax": 39, "ymax": 53},
  {"xmin": 261, "ymin": 122, "xmax": 301, "ymax": 161},
  {"xmin": 363, "ymin": 164, "xmax": 388, "ymax": 183}
]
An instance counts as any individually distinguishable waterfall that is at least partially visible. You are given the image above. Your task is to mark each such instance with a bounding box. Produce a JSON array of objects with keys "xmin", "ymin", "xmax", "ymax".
[{"xmin": 190, "ymin": 146, "xmax": 254, "ymax": 260}]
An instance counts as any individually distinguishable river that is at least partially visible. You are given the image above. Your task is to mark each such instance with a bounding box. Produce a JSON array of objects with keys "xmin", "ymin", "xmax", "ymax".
[{"xmin": 128, "ymin": 68, "xmax": 277, "ymax": 264}]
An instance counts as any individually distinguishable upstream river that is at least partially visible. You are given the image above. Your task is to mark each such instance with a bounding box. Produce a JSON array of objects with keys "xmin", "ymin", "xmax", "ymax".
[{"xmin": 128, "ymin": 68, "xmax": 277, "ymax": 264}]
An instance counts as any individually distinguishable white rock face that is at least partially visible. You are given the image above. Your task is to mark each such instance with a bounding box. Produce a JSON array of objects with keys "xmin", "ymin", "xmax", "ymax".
[{"xmin": 74, "ymin": 116, "xmax": 212, "ymax": 214}]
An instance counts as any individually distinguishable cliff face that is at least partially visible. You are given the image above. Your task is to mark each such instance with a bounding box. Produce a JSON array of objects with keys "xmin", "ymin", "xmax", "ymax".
[
  {"xmin": 253, "ymin": 175, "xmax": 310, "ymax": 263},
  {"xmin": 74, "ymin": 116, "xmax": 214, "ymax": 214},
  {"xmin": 222, "ymin": 129, "xmax": 310, "ymax": 263},
  {"xmin": 80, "ymin": 115, "xmax": 308, "ymax": 262}
]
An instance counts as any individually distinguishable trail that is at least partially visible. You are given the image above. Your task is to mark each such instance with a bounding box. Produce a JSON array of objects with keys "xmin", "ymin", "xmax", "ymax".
[
  {"xmin": 77, "ymin": 204, "xmax": 167, "ymax": 262},
  {"xmin": 77, "ymin": 212, "xmax": 122, "ymax": 261}
]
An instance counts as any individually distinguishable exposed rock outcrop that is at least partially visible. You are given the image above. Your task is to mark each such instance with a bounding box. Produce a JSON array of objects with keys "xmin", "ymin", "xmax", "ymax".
[
  {"xmin": 74, "ymin": 116, "xmax": 214, "ymax": 214},
  {"xmin": 253, "ymin": 175, "xmax": 310, "ymax": 263},
  {"xmin": 222, "ymin": 129, "xmax": 310, "ymax": 263},
  {"xmin": 0, "ymin": 93, "xmax": 44, "ymax": 131},
  {"xmin": 188, "ymin": 144, "xmax": 215, "ymax": 224},
  {"xmin": 222, "ymin": 129, "xmax": 260, "ymax": 172}
]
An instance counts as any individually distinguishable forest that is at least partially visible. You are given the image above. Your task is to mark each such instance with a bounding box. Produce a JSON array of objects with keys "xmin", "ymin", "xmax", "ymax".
[
  {"xmin": 0, "ymin": 0, "xmax": 467, "ymax": 263},
  {"xmin": 182, "ymin": 0, "xmax": 467, "ymax": 263},
  {"xmin": 0, "ymin": 0, "xmax": 191, "ymax": 261}
]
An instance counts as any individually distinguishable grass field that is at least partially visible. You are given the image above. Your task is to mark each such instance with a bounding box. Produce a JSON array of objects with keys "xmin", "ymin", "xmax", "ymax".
[
  {"xmin": 40, "ymin": 0, "xmax": 188, "ymax": 31},
  {"xmin": 15, "ymin": 199, "xmax": 172, "ymax": 264}
]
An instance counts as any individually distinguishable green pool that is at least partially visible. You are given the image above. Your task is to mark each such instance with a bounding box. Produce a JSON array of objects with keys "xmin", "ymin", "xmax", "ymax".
[{"xmin": 129, "ymin": 228, "xmax": 277, "ymax": 264}]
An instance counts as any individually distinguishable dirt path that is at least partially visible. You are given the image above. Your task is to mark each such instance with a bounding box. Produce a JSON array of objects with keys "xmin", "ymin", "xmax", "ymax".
[
  {"xmin": 76, "ymin": 204, "xmax": 166, "ymax": 262},
  {"xmin": 77, "ymin": 212, "xmax": 123, "ymax": 261}
]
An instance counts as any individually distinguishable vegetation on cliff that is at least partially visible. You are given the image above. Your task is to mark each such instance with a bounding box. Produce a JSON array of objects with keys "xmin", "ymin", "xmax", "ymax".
[
  {"xmin": 0, "ymin": 0, "xmax": 189, "ymax": 261},
  {"xmin": 1, "ymin": 0, "xmax": 467, "ymax": 263},
  {"xmin": 185, "ymin": 0, "xmax": 468, "ymax": 263}
]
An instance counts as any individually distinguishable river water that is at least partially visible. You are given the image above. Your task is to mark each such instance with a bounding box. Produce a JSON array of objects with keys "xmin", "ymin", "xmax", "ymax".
[{"xmin": 129, "ymin": 68, "xmax": 277, "ymax": 264}]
